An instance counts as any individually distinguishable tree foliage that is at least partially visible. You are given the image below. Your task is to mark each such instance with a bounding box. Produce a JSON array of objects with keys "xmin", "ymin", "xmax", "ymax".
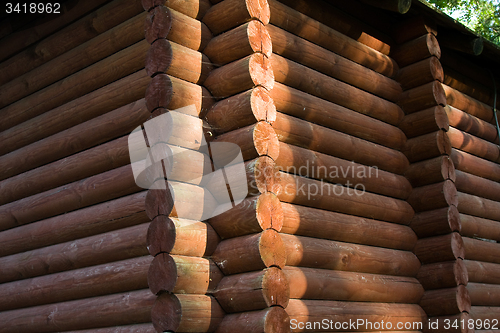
[{"xmin": 425, "ymin": 0, "xmax": 500, "ymax": 45}]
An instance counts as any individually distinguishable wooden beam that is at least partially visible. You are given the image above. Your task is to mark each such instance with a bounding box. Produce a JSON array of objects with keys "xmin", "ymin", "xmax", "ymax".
[
  {"xmin": 465, "ymin": 260, "xmax": 500, "ymax": 284},
  {"xmin": 402, "ymin": 130, "xmax": 451, "ymax": 163},
  {"xmin": 391, "ymin": 33, "xmax": 441, "ymax": 68},
  {"xmin": 417, "ymin": 260, "xmax": 468, "ymax": 290},
  {"xmin": 398, "ymin": 81, "xmax": 447, "ymax": 114},
  {"xmin": 420, "ymin": 286, "xmax": 471, "ymax": 316},
  {"xmin": 468, "ymin": 283, "xmax": 500, "ymax": 306},
  {"xmin": 360, "ymin": 0, "xmax": 411, "ymax": 14},
  {"xmin": 141, "ymin": 0, "xmax": 211, "ymax": 19},
  {"xmin": 448, "ymin": 127, "xmax": 500, "ymax": 164},
  {"xmin": 439, "ymin": 30, "xmax": 484, "ymax": 56},
  {"xmin": 458, "ymin": 192, "xmax": 500, "ymax": 222},
  {"xmin": 410, "ymin": 206, "xmax": 461, "ymax": 238},
  {"xmin": 405, "ymin": 155, "xmax": 455, "ymax": 188},
  {"xmin": 451, "ymin": 149, "xmax": 500, "ymax": 183},
  {"xmin": 216, "ymin": 307, "xmax": 290, "ymax": 333},
  {"xmin": 397, "ymin": 56, "xmax": 444, "ymax": 91},
  {"xmin": 414, "ymin": 232, "xmax": 465, "ymax": 264},
  {"xmin": 445, "ymin": 106, "xmax": 499, "ymax": 144},
  {"xmin": 407, "ymin": 180, "xmax": 458, "ymax": 212},
  {"xmin": 461, "ymin": 214, "xmax": 500, "ymax": 243},
  {"xmin": 463, "ymin": 237, "xmax": 500, "ymax": 264}
]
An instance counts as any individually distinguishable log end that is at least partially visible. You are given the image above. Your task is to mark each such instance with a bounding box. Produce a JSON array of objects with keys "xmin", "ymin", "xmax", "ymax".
[
  {"xmin": 259, "ymin": 229, "xmax": 287, "ymax": 269},
  {"xmin": 248, "ymin": 156, "xmax": 282, "ymax": 195},
  {"xmin": 451, "ymin": 231, "xmax": 465, "ymax": 260},
  {"xmin": 256, "ymin": 192, "xmax": 283, "ymax": 232},
  {"xmin": 252, "ymin": 86, "xmax": 277, "ymax": 124},
  {"xmin": 145, "ymin": 74, "xmax": 173, "ymax": 112},
  {"xmin": 151, "ymin": 293, "xmax": 181, "ymax": 332},
  {"xmin": 147, "ymin": 216, "xmax": 176, "ymax": 256},
  {"xmin": 430, "ymin": 56, "xmax": 445, "ymax": 82},
  {"xmin": 253, "ymin": 121, "xmax": 280, "ymax": 161},
  {"xmin": 148, "ymin": 253, "xmax": 177, "ymax": 295},
  {"xmin": 455, "ymin": 258, "xmax": 469, "ymax": 286},
  {"xmin": 246, "ymin": 0, "xmax": 271, "ymax": 25},
  {"xmin": 145, "ymin": 39, "xmax": 173, "ymax": 77},
  {"xmin": 437, "ymin": 129, "xmax": 453, "ymax": 156},
  {"xmin": 141, "ymin": 0, "xmax": 163, "ymax": 11},
  {"xmin": 262, "ymin": 267, "xmax": 290, "ymax": 308},
  {"xmin": 249, "ymin": 53, "xmax": 274, "ymax": 91},
  {"xmin": 433, "ymin": 81, "xmax": 447, "ymax": 107},
  {"xmin": 145, "ymin": 181, "xmax": 175, "ymax": 219},
  {"xmin": 145, "ymin": 6, "xmax": 172, "ymax": 44},
  {"xmin": 427, "ymin": 33, "xmax": 442, "ymax": 59},
  {"xmin": 443, "ymin": 179, "xmax": 459, "ymax": 207},
  {"xmin": 248, "ymin": 20, "xmax": 273, "ymax": 58}
]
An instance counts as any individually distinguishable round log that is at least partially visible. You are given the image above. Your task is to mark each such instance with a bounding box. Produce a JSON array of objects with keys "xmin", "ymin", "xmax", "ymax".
[
  {"xmin": 268, "ymin": 25, "xmax": 401, "ymax": 102},
  {"xmin": 281, "ymin": 202, "xmax": 417, "ymax": 251},
  {"xmin": 442, "ymin": 84, "xmax": 495, "ymax": 124},
  {"xmin": 204, "ymin": 53, "xmax": 274, "ymax": 99},
  {"xmin": 399, "ymin": 105, "xmax": 449, "ymax": 139},
  {"xmin": 211, "ymin": 229, "xmax": 287, "ymax": 275},
  {"xmin": 405, "ymin": 155, "xmax": 455, "ymax": 188},
  {"xmin": 456, "ymin": 170, "xmax": 500, "ymax": 202},
  {"xmin": 209, "ymin": 192, "xmax": 283, "ymax": 239},
  {"xmin": 282, "ymin": 233, "xmax": 421, "ymax": 277},
  {"xmin": 394, "ymin": 15, "xmax": 437, "ymax": 44},
  {"xmin": 0, "ymin": 256, "xmax": 151, "ymax": 312},
  {"xmin": 468, "ymin": 283, "xmax": 500, "ymax": 306},
  {"xmin": 151, "ymin": 294, "xmax": 224, "ymax": 333},
  {"xmin": 398, "ymin": 80, "xmax": 447, "ymax": 114},
  {"xmin": 145, "ymin": 74, "xmax": 173, "ymax": 112},
  {"xmin": 360, "ymin": 0, "xmax": 411, "ymax": 14},
  {"xmin": 410, "ymin": 206, "xmax": 461, "ymax": 238},
  {"xmin": 465, "ymin": 260, "xmax": 500, "ymax": 284},
  {"xmin": 63, "ymin": 323, "xmax": 156, "ymax": 333},
  {"xmin": 0, "ymin": 223, "xmax": 150, "ymax": 284},
  {"xmin": 145, "ymin": 38, "xmax": 213, "ymax": 84},
  {"xmin": 270, "ymin": 82, "xmax": 406, "ymax": 150},
  {"xmin": 145, "ymin": 181, "xmax": 174, "ymax": 220},
  {"xmin": 448, "ymin": 127, "xmax": 500, "ymax": 164},
  {"xmin": 439, "ymin": 30, "xmax": 483, "ymax": 56},
  {"xmin": 276, "ymin": 142, "xmax": 411, "ymax": 200},
  {"xmin": 469, "ymin": 305, "xmax": 500, "ymax": 322},
  {"xmin": 214, "ymin": 267, "xmax": 290, "ymax": 312},
  {"xmin": 215, "ymin": 307, "xmax": 291, "ymax": 333},
  {"xmin": 419, "ymin": 285, "xmax": 471, "ymax": 317},
  {"xmin": 391, "ymin": 33, "xmax": 441, "ymax": 68},
  {"xmin": 407, "ymin": 180, "xmax": 458, "ymax": 212},
  {"xmin": 397, "ymin": 56, "xmax": 444, "ymax": 91},
  {"xmin": 145, "ymin": 6, "xmax": 212, "ymax": 51},
  {"xmin": 141, "ymin": 0, "xmax": 211, "ymax": 19},
  {"xmin": 268, "ymin": 0, "xmax": 398, "ymax": 77},
  {"xmin": 402, "ymin": 130, "xmax": 452, "ymax": 163},
  {"xmin": 204, "ymin": 20, "xmax": 272, "ymax": 65},
  {"xmin": 274, "ymin": 112, "xmax": 409, "ymax": 175},
  {"xmin": 445, "ymin": 106, "xmax": 499, "ymax": 145},
  {"xmin": 148, "ymin": 253, "xmax": 223, "ymax": 295},
  {"xmin": 0, "ymin": 289, "xmax": 155, "ymax": 333},
  {"xmin": 417, "ymin": 259, "xmax": 469, "ymax": 290},
  {"xmin": 278, "ymin": 172, "xmax": 415, "ymax": 225},
  {"xmin": 203, "ymin": 0, "xmax": 270, "ymax": 35},
  {"xmin": 423, "ymin": 312, "xmax": 472, "ymax": 333},
  {"xmin": 284, "ymin": 266, "xmax": 423, "ymax": 303},
  {"xmin": 205, "ymin": 87, "xmax": 276, "ymax": 134},
  {"xmin": 147, "ymin": 216, "xmax": 220, "ymax": 257},
  {"xmin": 460, "ymin": 214, "xmax": 500, "ymax": 243},
  {"xmin": 463, "ymin": 236, "xmax": 500, "ymax": 264},
  {"xmin": 414, "ymin": 232, "xmax": 465, "ymax": 264},
  {"xmin": 211, "ymin": 121, "xmax": 279, "ymax": 162},
  {"xmin": 271, "ymin": 54, "xmax": 404, "ymax": 126},
  {"xmin": 457, "ymin": 192, "xmax": 500, "ymax": 222},
  {"xmin": 451, "ymin": 149, "xmax": 500, "ymax": 183}
]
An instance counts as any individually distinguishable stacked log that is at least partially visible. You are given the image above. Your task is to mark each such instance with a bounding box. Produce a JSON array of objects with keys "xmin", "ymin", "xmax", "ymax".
[{"xmin": 393, "ymin": 16, "xmax": 471, "ymax": 332}]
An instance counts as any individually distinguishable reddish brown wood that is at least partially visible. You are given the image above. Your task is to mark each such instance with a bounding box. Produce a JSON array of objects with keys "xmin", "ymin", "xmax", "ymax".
[
  {"xmin": 274, "ymin": 112, "xmax": 409, "ymax": 175},
  {"xmin": 211, "ymin": 229, "xmax": 287, "ymax": 275},
  {"xmin": 270, "ymin": 83, "xmax": 406, "ymax": 149},
  {"xmin": 206, "ymin": 87, "xmax": 276, "ymax": 134},
  {"xmin": 268, "ymin": 26, "xmax": 401, "ymax": 102},
  {"xmin": 469, "ymin": 305, "xmax": 500, "ymax": 322},
  {"xmin": 271, "ymin": 54, "xmax": 404, "ymax": 126},
  {"xmin": 268, "ymin": 0, "xmax": 398, "ymax": 77},
  {"xmin": 439, "ymin": 30, "xmax": 484, "ymax": 56},
  {"xmin": 465, "ymin": 260, "xmax": 500, "ymax": 284},
  {"xmin": 468, "ymin": 283, "xmax": 500, "ymax": 306},
  {"xmin": 400, "ymin": 106, "xmax": 449, "ymax": 139},
  {"xmin": 410, "ymin": 206, "xmax": 461, "ymax": 238},
  {"xmin": 145, "ymin": 6, "xmax": 212, "ymax": 51},
  {"xmin": 203, "ymin": 0, "xmax": 270, "ymax": 35},
  {"xmin": 216, "ymin": 307, "xmax": 291, "ymax": 333},
  {"xmin": 0, "ymin": 40, "xmax": 149, "ymax": 133},
  {"xmin": 211, "ymin": 121, "xmax": 279, "ymax": 162},
  {"xmin": 287, "ymin": 299, "xmax": 426, "ymax": 330},
  {"xmin": 0, "ymin": 191, "xmax": 148, "ymax": 258},
  {"xmin": 282, "ymin": 234, "xmax": 421, "ymax": 276},
  {"xmin": 456, "ymin": 170, "xmax": 500, "ymax": 202},
  {"xmin": 446, "ymin": 106, "xmax": 499, "ymax": 144},
  {"xmin": 64, "ymin": 323, "xmax": 156, "ymax": 333},
  {"xmin": 402, "ymin": 130, "xmax": 452, "ymax": 163},
  {"xmin": 405, "ymin": 155, "xmax": 455, "ymax": 188},
  {"xmin": 360, "ymin": 0, "xmax": 411, "ymax": 13},
  {"xmin": 407, "ymin": 180, "xmax": 458, "ymax": 212},
  {"xmin": 458, "ymin": 192, "xmax": 500, "ymax": 222},
  {"xmin": 463, "ymin": 236, "xmax": 500, "ymax": 264},
  {"xmin": 393, "ymin": 15, "xmax": 438, "ymax": 44},
  {"xmin": 0, "ymin": 256, "xmax": 151, "ymax": 312},
  {"xmin": 148, "ymin": 253, "xmax": 223, "ymax": 295},
  {"xmin": 209, "ymin": 193, "xmax": 283, "ymax": 239},
  {"xmin": 391, "ymin": 33, "xmax": 441, "ymax": 67},
  {"xmin": 204, "ymin": 53, "xmax": 274, "ymax": 98},
  {"xmin": 0, "ymin": 223, "xmax": 150, "ymax": 284},
  {"xmin": 448, "ymin": 127, "xmax": 500, "ymax": 164},
  {"xmin": 420, "ymin": 285, "xmax": 471, "ymax": 316},
  {"xmin": 214, "ymin": 267, "xmax": 289, "ymax": 312},
  {"xmin": 276, "ymin": 142, "xmax": 412, "ymax": 200},
  {"xmin": 460, "ymin": 214, "xmax": 500, "ymax": 243},
  {"xmin": 451, "ymin": 149, "xmax": 500, "ymax": 183},
  {"xmin": 442, "ymin": 84, "xmax": 495, "ymax": 124},
  {"xmin": 414, "ymin": 232, "xmax": 465, "ymax": 264},
  {"xmin": 151, "ymin": 294, "xmax": 224, "ymax": 333},
  {"xmin": 0, "ymin": 289, "xmax": 155, "ymax": 333},
  {"xmin": 147, "ymin": 216, "xmax": 220, "ymax": 257},
  {"xmin": 398, "ymin": 81, "xmax": 447, "ymax": 114},
  {"xmin": 398, "ymin": 57, "xmax": 444, "ymax": 91},
  {"xmin": 284, "ymin": 266, "xmax": 423, "ymax": 303},
  {"xmin": 0, "ymin": 12, "xmax": 147, "ymax": 109},
  {"xmin": 204, "ymin": 20, "xmax": 272, "ymax": 65},
  {"xmin": 0, "ymin": 0, "xmax": 136, "ymax": 86},
  {"xmin": 417, "ymin": 260, "xmax": 468, "ymax": 290},
  {"xmin": 281, "ymin": 202, "xmax": 417, "ymax": 251},
  {"xmin": 279, "ymin": 172, "xmax": 414, "ymax": 225},
  {"xmin": 145, "ymin": 39, "xmax": 213, "ymax": 84},
  {"xmin": 142, "ymin": 0, "xmax": 211, "ymax": 19}
]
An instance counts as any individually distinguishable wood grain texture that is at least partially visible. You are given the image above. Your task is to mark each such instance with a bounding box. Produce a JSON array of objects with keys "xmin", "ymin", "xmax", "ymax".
[
  {"xmin": 216, "ymin": 307, "xmax": 291, "ymax": 333},
  {"xmin": 398, "ymin": 80, "xmax": 447, "ymax": 114},
  {"xmin": 405, "ymin": 155, "xmax": 456, "ymax": 188},
  {"xmin": 400, "ymin": 106, "xmax": 449, "ymax": 139},
  {"xmin": 397, "ymin": 56, "xmax": 444, "ymax": 91},
  {"xmin": 410, "ymin": 206, "xmax": 461, "ymax": 238},
  {"xmin": 417, "ymin": 260, "xmax": 468, "ymax": 290},
  {"xmin": 391, "ymin": 33, "xmax": 441, "ymax": 67},
  {"xmin": 402, "ymin": 130, "xmax": 452, "ymax": 163},
  {"xmin": 414, "ymin": 232, "xmax": 465, "ymax": 264},
  {"xmin": 420, "ymin": 285, "xmax": 471, "ymax": 316}
]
